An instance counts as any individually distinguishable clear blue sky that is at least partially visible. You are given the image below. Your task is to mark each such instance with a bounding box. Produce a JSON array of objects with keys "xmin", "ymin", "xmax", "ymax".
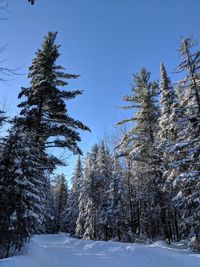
[{"xmin": 0, "ymin": 0, "xmax": 200, "ymax": 179}]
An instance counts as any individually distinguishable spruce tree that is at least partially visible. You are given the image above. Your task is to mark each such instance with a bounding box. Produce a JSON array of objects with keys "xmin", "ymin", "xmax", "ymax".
[
  {"xmin": 107, "ymin": 156, "xmax": 126, "ymax": 241},
  {"xmin": 117, "ymin": 68, "xmax": 162, "ymax": 240},
  {"xmin": 122, "ymin": 158, "xmax": 138, "ymax": 241},
  {"xmin": 158, "ymin": 63, "xmax": 179, "ymax": 243},
  {"xmin": 43, "ymin": 177, "xmax": 55, "ymax": 233},
  {"xmin": 117, "ymin": 68, "xmax": 159, "ymax": 155},
  {"xmin": 166, "ymin": 38, "xmax": 200, "ymax": 247},
  {"xmin": 0, "ymin": 126, "xmax": 44, "ymax": 258},
  {"xmin": 76, "ymin": 145, "xmax": 100, "ymax": 239},
  {"xmin": 159, "ymin": 63, "xmax": 176, "ymax": 141},
  {"xmin": 97, "ymin": 142, "xmax": 113, "ymax": 240},
  {"xmin": 64, "ymin": 156, "xmax": 83, "ymax": 235},
  {"xmin": 53, "ymin": 174, "xmax": 68, "ymax": 232},
  {"xmin": 17, "ymin": 32, "xmax": 90, "ymax": 165},
  {"xmin": 75, "ymin": 154, "xmax": 90, "ymax": 238},
  {"xmin": 82, "ymin": 146, "xmax": 100, "ymax": 240}
]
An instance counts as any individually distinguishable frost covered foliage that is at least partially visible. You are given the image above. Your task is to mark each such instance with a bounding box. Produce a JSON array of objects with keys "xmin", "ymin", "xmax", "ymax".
[
  {"xmin": 53, "ymin": 174, "xmax": 68, "ymax": 233},
  {"xmin": 165, "ymin": 38, "xmax": 200, "ymax": 247},
  {"xmin": 116, "ymin": 69, "xmax": 168, "ymax": 241},
  {"xmin": 0, "ymin": 126, "xmax": 45, "ymax": 258},
  {"xmin": 1, "ymin": 35, "xmax": 200, "ymax": 260},
  {"xmin": 65, "ymin": 45, "xmax": 199, "ymax": 249},
  {"xmin": 63, "ymin": 156, "xmax": 83, "ymax": 235},
  {"xmin": 115, "ymin": 38, "xmax": 200, "ymax": 249},
  {"xmin": 70, "ymin": 144, "xmax": 133, "ymax": 242}
]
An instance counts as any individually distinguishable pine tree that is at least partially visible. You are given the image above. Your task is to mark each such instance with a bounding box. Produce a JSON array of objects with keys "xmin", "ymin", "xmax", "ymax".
[
  {"xmin": 159, "ymin": 63, "xmax": 176, "ymax": 141},
  {"xmin": 166, "ymin": 38, "xmax": 200, "ymax": 247},
  {"xmin": 17, "ymin": 32, "xmax": 90, "ymax": 165},
  {"xmin": 117, "ymin": 68, "xmax": 159, "ymax": 155},
  {"xmin": 107, "ymin": 156, "xmax": 126, "ymax": 241},
  {"xmin": 0, "ymin": 125, "xmax": 44, "ymax": 258},
  {"xmin": 76, "ymin": 145, "xmax": 100, "ymax": 239},
  {"xmin": 83, "ymin": 146, "xmax": 100, "ymax": 240},
  {"xmin": 75, "ymin": 154, "xmax": 90, "ymax": 238},
  {"xmin": 158, "ymin": 62, "xmax": 180, "ymax": 243},
  {"xmin": 64, "ymin": 156, "xmax": 83, "ymax": 235},
  {"xmin": 117, "ymin": 68, "xmax": 162, "ymax": 240},
  {"xmin": 97, "ymin": 142, "xmax": 113, "ymax": 240},
  {"xmin": 178, "ymin": 38, "xmax": 200, "ymax": 115},
  {"xmin": 43, "ymin": 178, "xmax": 55, "ymax": 233},
  {"xmin": 53, "ymin": 174, "xmax": 68, "ymax": 233},
  {"xmin": 122, "ymin": 158, "xmax": 138, "ymax": 241}
]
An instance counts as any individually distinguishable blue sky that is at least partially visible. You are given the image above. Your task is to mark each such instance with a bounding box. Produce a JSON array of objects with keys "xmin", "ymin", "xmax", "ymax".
[{"xmin": 0, "ymin": 0, "xmax": 200, "ymax": 179}]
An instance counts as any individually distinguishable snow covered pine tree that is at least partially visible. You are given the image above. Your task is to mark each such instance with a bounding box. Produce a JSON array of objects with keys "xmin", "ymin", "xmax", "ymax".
[
  {"xmin": 117, "ymin": 68, "xmax": 164, "ymax": 241},
  {"xmin": 165, "ymin": 38, "xmax": 200, "ymax": 249},
  {"xmin": 63, "ymin": 156, "xmax": 83, "ymax": 235},
  {"xmin": 17, "ymin": 32, "xmax": 90, "ymax": 166},
  {"xmin": 0, "ymin": 126, "xmax": 44, "ymax": 258},
  {"xmin": 53, "ymin": 174, "xmax": 68, "ymax": 233}
]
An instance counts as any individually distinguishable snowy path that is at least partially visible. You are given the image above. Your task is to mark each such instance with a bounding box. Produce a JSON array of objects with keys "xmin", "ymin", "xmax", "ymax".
[{"xmin": 0, "ymin": 234, "xmax": 199, "ymax": 267}]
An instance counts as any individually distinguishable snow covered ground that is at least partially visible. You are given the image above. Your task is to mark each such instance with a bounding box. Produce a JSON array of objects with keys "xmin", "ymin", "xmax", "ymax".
[{"xmin": 0, "ymin": 234, "xmax": 199, "ymax": 267}]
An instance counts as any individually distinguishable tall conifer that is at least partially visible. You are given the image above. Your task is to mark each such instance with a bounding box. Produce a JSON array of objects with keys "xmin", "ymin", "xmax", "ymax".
[{"xmin": 18, "ymin": 32, "xmax": 90, "ymax": 164}]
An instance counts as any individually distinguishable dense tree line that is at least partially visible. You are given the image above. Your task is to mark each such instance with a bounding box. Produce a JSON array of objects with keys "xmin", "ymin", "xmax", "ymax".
[
  {"xmin": 61, "ymin": 38, "xmax": 200, "ymax": 250},
  {"xmin": 0, "ymin": 0, "xmax": 197, "ymax": 259},
  {"xmin": 0, "ymin": 35, "xmax": 200, "ymax": 259}
]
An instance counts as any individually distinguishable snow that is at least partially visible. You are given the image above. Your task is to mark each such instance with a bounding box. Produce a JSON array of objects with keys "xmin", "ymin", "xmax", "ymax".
[{"xmin": 0, "ymin": 233, "xmax": 199, "ymax": 267}]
